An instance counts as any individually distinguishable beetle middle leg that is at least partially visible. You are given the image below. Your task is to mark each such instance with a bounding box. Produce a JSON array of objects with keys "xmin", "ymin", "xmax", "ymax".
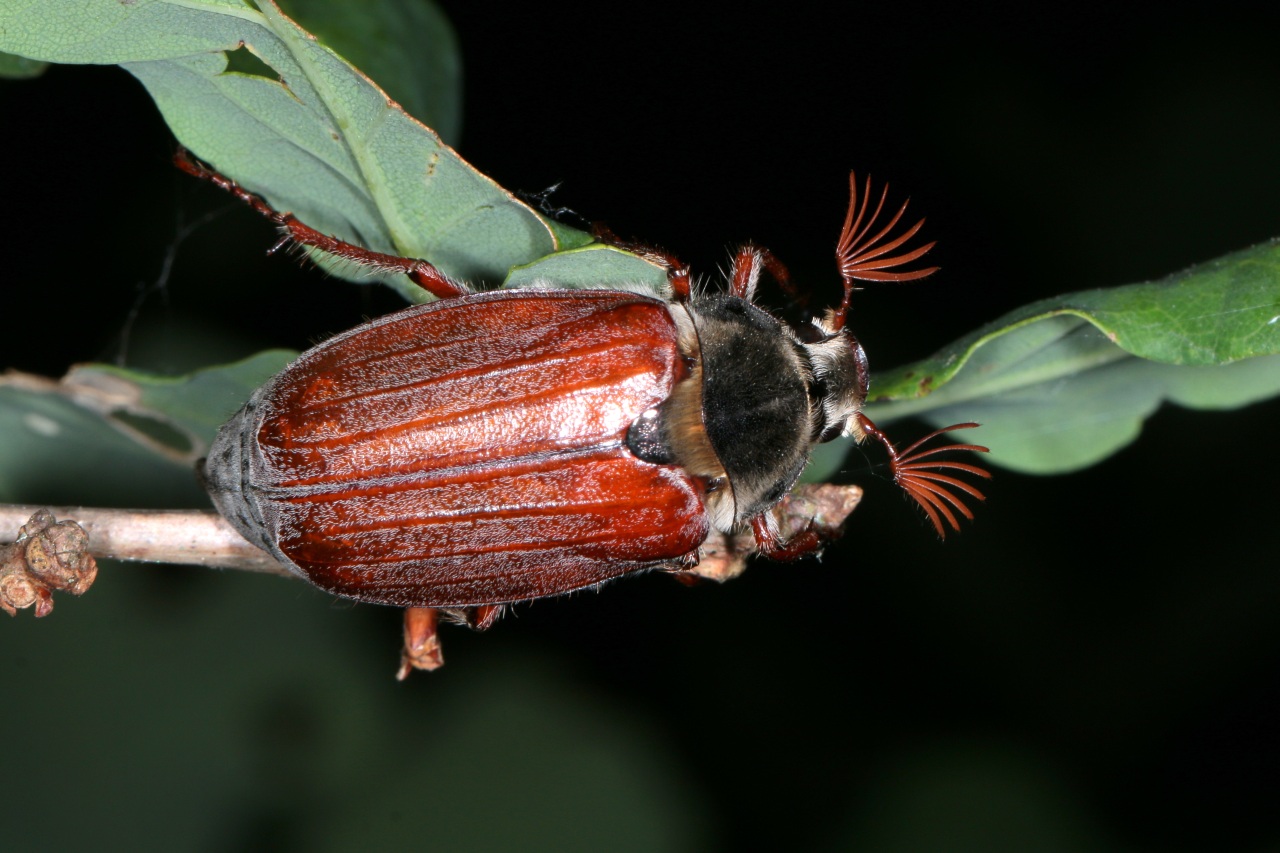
[{"xmin": 173, "ymin": 149, "xmax": 469, "ymax": 301}]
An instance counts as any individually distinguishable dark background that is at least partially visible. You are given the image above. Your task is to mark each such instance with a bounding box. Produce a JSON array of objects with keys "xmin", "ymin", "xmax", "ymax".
[{"xmin": 3, "ymin": 2, "xmax": 1279, "ymax": 850}]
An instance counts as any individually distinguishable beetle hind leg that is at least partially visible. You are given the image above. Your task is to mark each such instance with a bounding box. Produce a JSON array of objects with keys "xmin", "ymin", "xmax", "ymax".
[
  {"xmin": 395, "ymin": 604, "xmax": 508, "ymax": 680},
  {"xmin": 397, "ymin": 606, "xmax": 444, "ymax": 680}
]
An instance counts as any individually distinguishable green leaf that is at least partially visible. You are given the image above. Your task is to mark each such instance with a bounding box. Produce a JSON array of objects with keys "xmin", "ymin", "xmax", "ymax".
[
  {"xmin": 504, "ymin": 244, "xmax": 670, "ymax": 292},
  {"xmin": 0, "ymin": 0, "xmax": 579, "ymax": 301},
  {"xmin": 837, "ymin": 240, "xmax": 1280, "ymax": 475},
  {"xmin": 0, "ymin": 49, "xmax": 47, "ymax": 78},
  {"xmin": 6, "ymin": 3, "xmax": 1278, "ymax": 486},
  {"xmin": 0, "ymin": 352, "xmax": 293, "ymax": 505},
  {"xmin": 275, "ymin": 0, "xmax": 463, "ymax": 144},
  {"xmin": 69, "ymin": 350, "xmax": 297, "ymax": 451}
]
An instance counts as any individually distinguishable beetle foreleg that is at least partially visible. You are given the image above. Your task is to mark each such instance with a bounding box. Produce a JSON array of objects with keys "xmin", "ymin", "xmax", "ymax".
[
  {"xmin": 749, "ymin": 513, "xmax": 828, "ymax": 561},
  {"xmin": 174, "ymin": 149, "xmax": 469, "ymax": 301}
]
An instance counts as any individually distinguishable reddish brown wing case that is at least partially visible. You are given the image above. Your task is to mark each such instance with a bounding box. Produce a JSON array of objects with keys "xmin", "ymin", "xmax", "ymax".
[{"xmin": 227, "ymin": 289, "xmax": 709, "ymax": 607}]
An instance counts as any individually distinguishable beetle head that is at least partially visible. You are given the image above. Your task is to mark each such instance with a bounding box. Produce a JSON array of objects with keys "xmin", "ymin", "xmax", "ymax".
[
  {"xmin": 631, "ymin": 173, "xmax": 989, "ymax": 541},
  {"xmin": 812, "ymin": 173, "xmax": 992, "ymax": 539},
  {"xmin": 798, "ymin": 312, "xmax": 871, "ymax": 445},
  {"xmin": 801, "ymin": 172, "xmax": 939, "ymax": 445}
]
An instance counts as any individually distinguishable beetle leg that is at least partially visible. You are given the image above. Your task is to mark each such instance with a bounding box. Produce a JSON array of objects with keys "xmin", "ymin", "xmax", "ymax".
[
  {"xmin": 728, "ymin": 244, "xmax": 797, "ymax": 305},
  {"xmin": 464, "ymin": 604, "xmax": 504, "ymax": 631},
  {"xmin": 749, "ymin": 513, "xmax": 827, "ymax": 561},
  {"xmin": 677, "ymin": 514, "xmax": 827, "ymax": 579},
  {"xmin": 680, "ymin": 484, "xmax": 863, "ymax": 583},
  {"xmin": 397, "ymin": 606, "xmax": 444, "ymax": 679},
  {"xmin": 174, "ymin": 149, "xmax": 469, "ymax": 300},
  {"xmin": 591, "ymin": 223, "xmax": 693, "ymax": 301}
]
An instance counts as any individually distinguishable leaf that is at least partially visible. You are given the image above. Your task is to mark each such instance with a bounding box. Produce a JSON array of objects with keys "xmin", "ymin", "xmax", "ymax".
[
  {"xmin": 275, "ymin": 0, "xmax": 463, "ymax": 144},
  {"xmin": 0, "ymin": 0, "xmax": 581, "ymax": 301},
  {"xmin": 0, "ymin": 50, "xmax": 47, "ymax": 78},
  {"xmin": 0, "ymin": 352, "xmax": 293, "ymax": 505},
  {"xmin": 6, "ymin": 3, "xmax": 1278, "ymax": 486},
  {"xmin": 836, "ymin": 240, "xmax": 1280, "ymax": 475},
  {"xmin": 504, "ymin": 244, "xmax": 670, "ymax": 292},
  {"xmin": 69, "ymin": 350, "xmax": 297, "ymax": 452}
]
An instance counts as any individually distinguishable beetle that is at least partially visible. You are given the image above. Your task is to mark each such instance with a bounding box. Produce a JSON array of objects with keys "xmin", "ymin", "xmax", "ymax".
[{"xmin": 180, "ymin": 151, "xmax": 990, "ymax": 675}]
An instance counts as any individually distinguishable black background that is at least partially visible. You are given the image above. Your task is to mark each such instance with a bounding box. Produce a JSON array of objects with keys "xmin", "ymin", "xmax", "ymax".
[{"xmin": 3, "ymin": 2, "xmax": 1280, "ymax": 850}]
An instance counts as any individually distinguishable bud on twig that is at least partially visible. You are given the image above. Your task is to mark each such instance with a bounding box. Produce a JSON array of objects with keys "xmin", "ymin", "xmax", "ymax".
[{"xmin": 0, "ymin": 509, "xmax": 97, "ymax": 617}]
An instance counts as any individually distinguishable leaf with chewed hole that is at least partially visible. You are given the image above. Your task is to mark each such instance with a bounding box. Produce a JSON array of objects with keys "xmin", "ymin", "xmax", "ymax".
[{"xmin": 0, "ymin": 352, "xmax": 292, "ymax": 506}]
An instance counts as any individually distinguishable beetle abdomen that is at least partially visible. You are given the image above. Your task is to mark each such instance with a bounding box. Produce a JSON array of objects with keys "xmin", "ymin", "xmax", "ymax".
[{"xmin": 205, "ymin": 290, "xmax": 709, "ymax": 607}]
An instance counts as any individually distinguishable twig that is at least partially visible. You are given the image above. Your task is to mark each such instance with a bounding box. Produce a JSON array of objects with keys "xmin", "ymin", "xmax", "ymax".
[
  {"xmin": 2, "ymin": 486, "xmax": 862, "ymax": 674},
  {"xmin": 0, "ymin": 505, "xmax": 288, "ymax": 575}
]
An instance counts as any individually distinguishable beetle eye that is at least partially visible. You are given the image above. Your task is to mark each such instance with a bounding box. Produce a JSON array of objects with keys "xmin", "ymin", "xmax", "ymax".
[{"xmin": 849, "ymin": 338, "xmax": 870, "ymax": 408}]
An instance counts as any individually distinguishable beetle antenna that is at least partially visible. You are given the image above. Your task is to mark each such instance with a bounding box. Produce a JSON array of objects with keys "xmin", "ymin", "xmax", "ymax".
[
  {"xmin": 832, "ymin": 173, "xmax": 939, "ymax": 330},
  {"xmin": 856, "ymin": 415, "xmax": 990, "ymax": 538}
]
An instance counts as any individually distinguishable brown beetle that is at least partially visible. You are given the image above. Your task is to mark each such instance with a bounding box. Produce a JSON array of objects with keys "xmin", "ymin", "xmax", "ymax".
[{"xmin": 183, "ymin": 153, "xmax": 990, "ymax": 674}]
